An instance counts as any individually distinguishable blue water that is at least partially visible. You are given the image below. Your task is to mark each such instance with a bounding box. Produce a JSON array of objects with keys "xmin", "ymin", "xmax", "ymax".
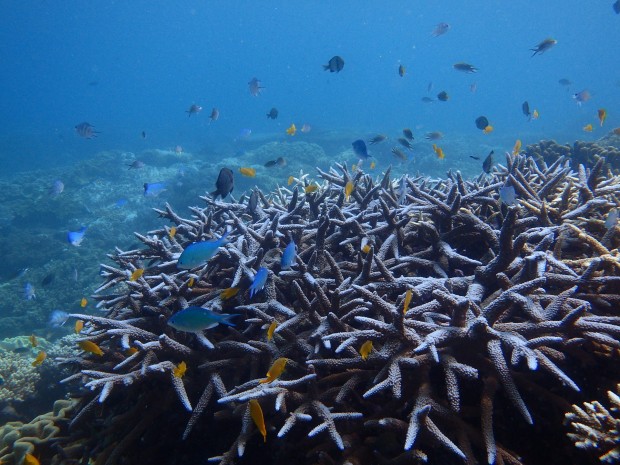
[{"xmin": 1, "ymin": 1, "xmax": 618, "ymax": 173}]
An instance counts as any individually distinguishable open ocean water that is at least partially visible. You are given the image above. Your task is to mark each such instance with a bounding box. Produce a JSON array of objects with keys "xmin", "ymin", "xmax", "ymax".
[{"xmin": 0, "ymin": 2, "xmax": 619, "ymax": 464}]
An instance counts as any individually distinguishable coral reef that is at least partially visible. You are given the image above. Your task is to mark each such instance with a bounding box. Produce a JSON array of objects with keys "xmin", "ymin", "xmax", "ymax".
[
  {"xmin": 525, "ymin": 139, "xmax": 620, "ymax": 173},
  {"xmin": 565, "ymin": 383, "xmax": 620, "ymax": 463},
  {"xmin": 0, "ymin": 399, "xmax": 75, "ymax": 464},
  {"xmin": 57, "ymin": 151, "xmax": 620, "ymax": 465}
]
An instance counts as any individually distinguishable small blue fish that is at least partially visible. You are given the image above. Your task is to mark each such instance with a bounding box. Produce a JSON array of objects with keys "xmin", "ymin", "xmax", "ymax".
[
  {"xmin": 67, "ymin": 226, "xmax": 87, "ymax": 246},
  {"xmin": 352, "ymin": 139, "xmax": 370, "ymax": 159},
  {"xmin": 115, "ymin": 198, "xmax": 128, "ymax": 208},
  {"xmin": 24, "ymin": 282, "xmax": 36, "ymax": 300},
  {"xmin": 281, "ymin": 241, "xmax": 297, "ymax": 270},
  {"xmin": 168, "ymin": 306, "xmax": 239, "ymax": 332},
  {"xmin": 499, "ymin": 186, "xmax": 517, "ymax": 206},
  {"xmin": 49, "ymin": 180, "xmax": 64, "ymax": 197},
  {"xmin": 605, "ymin": 208, "xmax": 619, "ymax": 229},
  {"xmin": 177, "ymin": 230, "xmax": 230, "ymax": 269},
  {"xmin": 144, "ymin": 182, "xmax": 167, "ymax": 197},
  {"xmin": 239, "ymin": 128, "xmax": 252, "ymax": 138},
  {"xmin": 249, "ymin": 267, "xmax": 268, "ymax": 298},
  {"xmin": 49, "ymin": 310, "xmax": 69, "ymax": 327}
]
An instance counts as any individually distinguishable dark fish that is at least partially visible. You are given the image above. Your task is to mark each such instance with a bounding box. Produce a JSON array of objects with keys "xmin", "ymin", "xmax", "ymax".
[
  {"xmin": 248, "ymin": 190, "xmax": 259, "ymax": 214},
  {"xmin": 141, "ymin": 131, "xmax": 147, "ymax": 139},
  {"xmin": 248, "ymin": 77, "xmax": 264, "ymax": 97},
  {"xmin": 276, "ymin": 157, "xmax": 286, "ymax": 167},
  {"xmin": 369, "ymin": 134, "xmax": 387, "ymax": 145},
  {"xmin": 128, "ymin": 160, "xmax": 145, "ymax": 170},
  {"xmin": 352, "ymin": 139, "xmax": 370, "ymax": 159},
  {"xmin": 522, "ymin": 101, "xmax": 531, "ymax": 119},
  {"xmin": 475, "ymin": 116, "xmax": 489, "ymax": 130},
  {"xmin": 391, "ymin": 147, "xmax": 407, "ymax": 161},
  {"xmin": 41, "ymin": 273, "xmax": 55, "ymax": 286},
  {"xmin": 437, "ymin": 91, "xmax": 449, "ymax": 101},
  {"xmin": 186, "ymin": 104, "xmax": 202, "ymax": 117},
  {"xmin": 75, "ymin": 122, "xmax": 99, "ymax": 139},
  {"xmin": 469, "ymin": 156, "xmax": 480, "ymax": 160},
  {"xmin": 614, "ymin": 0, "xmax": 620, "ymax": 14},
  {"xmin": 402, "ymin": 128, "xmax": 414, "ymax": 140},
  {"xmin": 453, "ymin": 62, "xmax": 478, "ymax": 73},
  {"xmin": 558, "ymin": 78, "xmax": 572, "ymax": 86},
  {"xmin": 482, "ymin": 151, "xmax": 494, "ymax": 173},
  {"xmin": 323, "ymin": 56, "xmax": 344, "ymax": 73},
  {"xmin": 264, "ymin": 160, "xmax": 277, "ymax": 167},
  {"xmin": 398, "ymin": 64, "xmax": 405, "ymax": 77},
  {"xmin": 530, "ymin": 38, "xmax": 557, "ymax": 57},
  {"xmin": 211, "ymin": 168, "xmax": 234, "ymax": 199},
  {"xmin": 431, "ymin": 22, "xmax": 450, "ymax": 37},
  {"xmin": 209, "ymin": 108, "xmax": 220, "ymax": 123},
  {"xmin": 143, "ymin": 182, "xmax": 167, "ymax": 197},
  {"xmin": 397, "ymin": 138, "xmax": 414, "ymax": 150},
  {"xmin": 421, "ymin": 96, "xmax": 435, "ymax": 103},
  {"xmin": 425, "ymin": 132, "xmax": 443, "ymax": 140},
  {"xmin": 266, "ymin": 107, "xmax": 279, "ymax": 119}
]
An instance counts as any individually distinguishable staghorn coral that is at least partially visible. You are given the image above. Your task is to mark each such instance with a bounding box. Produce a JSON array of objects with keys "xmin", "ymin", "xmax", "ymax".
[
  {"xmin": 57, "ymin": 151, "xmax": 620, "ymax": 465},
  {"xmin": 525, "ymin": 139, "xmax": 620, "ymax": 173},
  {"xmin": 565, "ymin": 384, "xmax": 620, "ymax": 463}
]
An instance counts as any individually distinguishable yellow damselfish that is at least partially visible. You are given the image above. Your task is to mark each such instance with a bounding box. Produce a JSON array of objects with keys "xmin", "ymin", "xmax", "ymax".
[
  {"xmin": 304, "ymin": 184, "xmax": 318, "ymax": 194},
  {"xmin": 345, "ymin": 181, "xmax": 354, "ymax": 201},
  {"xmin": 286, "ymin": 123, "xmax": 296, "ymax": 136},
  {"xmin": 80, "ymin": 297, "xmax": 88, "ymax": 308},
  {"xmin": 260, "ymin": 357, "xmax": 288, "ymax": 384},
  {"xmin": 31, "ymin": 351, "xmax": 46, "ymax": 367},
  {"xmin": 267, "ymin": 321, "xmax": 277, "ymax": 342},
  {"xmin": 512, "ymin": 139, "xmax": 522, "ymax": 156},
  {"xmin": 130, "ymin": 268, "xmax": 144, "ymax": 281},
  {"xmin": 78, "ymin": 340, "xmax": 104, "ymax": 356},
  {"xmin": 220, "ymin": 287, "xmax": 240, "ymax": 300},
  {"xmin": 239, "ymin": 167, "xmax": 256, "ymax": 177},
  {"xmin": 403, "ymin": 289, "xmax": 413, "ymax": 314},
  {"xmin": 359, "ymin": 341, "xmax": 373, "ymax": 361},
  {"xmin": 249, "ymin": 399, "xmax": 267, "ymax": 442},
  {"xmin": 173, "ymin": 361, "xmax": 187, "ymax": 378},
  {"xmin": 75, "ymin": 320, "xmax": 84, "ymax": 334}
]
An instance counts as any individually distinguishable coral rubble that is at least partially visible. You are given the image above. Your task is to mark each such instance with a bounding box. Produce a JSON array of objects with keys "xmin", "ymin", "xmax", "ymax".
[{"xmin": 57, "ymin": 151, "xmax": 620, "ymax": 464}]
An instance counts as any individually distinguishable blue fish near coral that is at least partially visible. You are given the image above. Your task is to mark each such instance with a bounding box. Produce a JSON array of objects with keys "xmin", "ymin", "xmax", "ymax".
[
  {"xmin": 49, "ymin": 310, "xmax": 69, "ymax": 327},
  {"xmin": 67, "ymin": 226, "xmax": 87, "ymax": 246},
  {"xmin": 499, "ymin": 185, "xmax": 517, "ymax": 206},
  {"xmin": 177, "ymin": 230, "xmax": 230, "ymax": 269},
  {"xmin": 352, "ymin": 139, "xmax": 370, "ymax": 159},
  {"xmin": 24, "ymin": 282, "xmax": 36, "ymax": 300},
  {"xmin": 249, "ymin": 267, "xmax": 269, "ymax": 298},
  {"xmin": 281, "ymin": 241, "xmax": 297, "ymax": 270},
  {"xmin": 167, "ymin": 306, "xmax": 239, "ymax": 332},
  {"xmin": 144, "ymin": 182, "xmax": 167, "ymax": 197}
]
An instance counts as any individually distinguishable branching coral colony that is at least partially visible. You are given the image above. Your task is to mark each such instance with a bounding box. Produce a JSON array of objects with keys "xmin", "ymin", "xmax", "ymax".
[{"xmin": 57, "ymin": 152, "xmax": 620, "ymax": 465}]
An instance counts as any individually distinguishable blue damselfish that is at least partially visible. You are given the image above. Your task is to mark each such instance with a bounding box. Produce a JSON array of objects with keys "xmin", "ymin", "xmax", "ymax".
[
  {"xmin": 177, "ymin": 230, "xmax": 230, "ymax": 269},
  {"xmin": 280, "ymin": 241, "xmax": 297, "ymax": 270},
  {"xmin": 167, "ymin": 306, "xmax": 238, "ymax": 332},
  {"xmin": 249, "ymin": 267, "xmax": 268, "ymax": 298}
]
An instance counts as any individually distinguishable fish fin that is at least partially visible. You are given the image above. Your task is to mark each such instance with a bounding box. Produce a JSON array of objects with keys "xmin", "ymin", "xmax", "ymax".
[{"xmin": 220, "ymin": 314, "xmax": 239, "ymax": 327}]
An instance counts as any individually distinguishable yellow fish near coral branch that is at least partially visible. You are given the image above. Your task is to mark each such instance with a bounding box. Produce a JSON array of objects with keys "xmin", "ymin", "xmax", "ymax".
[
  {"xmin": 345, "ymin": 181, "xmax": 354, "ymax": 201},
  {"xmin": 220, "ymin": 287, "xmax": 240, "ymax": 300},
  {"xmin": 304, "ymin": 184, "xmax": 318, "ymax": 194},
  {"xmin": 130, "ymin": 268, "xmax": 144, "ymax": 281},
  {"xmin": 173, "ymin": 361, "xmax": 187, "ymax": 378},
  {"xmin": 31, "ymin": 351, "xmax": 46, "ymax": 367},
  {"xmin": 80, "ymin": 297, "xmax": 88, "ymax": 308},
  {"xmin": 286, "ymin": 123, "xmax": 296, "ymax": 136},
  {"xmin": 239, "ymin": 167, "xmax": 256, "ymax": 178},
  {"xmin": 78, "ymin": 340, "xmax": 104, "ymax": 356},
  {"xmin": 267, "ymin": 321, "xmax": 277, "ymax": 342},
  {"xmin": 24, "ymin": 454, "xmax": 40, "ymax": 465},
  {"xmin": 249, "ymin": 399, "xmax": 267, "ymax": 442},
  {"xmin": 29, "ymin": 334, "xmax": 38, "ymax": 347},
  {"xmin": 403, "ymin": 289, "xmax": 413, "ymax": 314},
  {"xmin": 75, "ymin": 320, "xmax": 84, "ymax": 334},
  {"xmin": 259, "ymin": 357, "xmax": 288, "ymax": 384},
  {"xmin": 512, "ymin": 139, "xmax": 522, "ymax": 156},
  {"xmin": 359, "ymin": 341, "xmax": 373, "ymax": 361}
]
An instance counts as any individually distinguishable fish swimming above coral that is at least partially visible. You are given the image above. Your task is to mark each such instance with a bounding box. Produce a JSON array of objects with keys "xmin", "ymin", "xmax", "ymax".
[
  {"xmin": 530, "ymin": 37, "xmax": 557, "ymax": 56},
  {"xmin": 453, "ymin": 62, "xmax": 478, "ymax": 73},
  {"xmin": 266, "ymin": 107, "xmax": 278, "ymax": 119},
  {"xmin": 168, "ymin": 306, "xmax": 238, "ymax": 332},
  {"xmin": 177, "ymin": 230, "xmax": 230, "ymax": 270},
  {"xmin": 74, "ymin": 122, "xmax": 99, "ymax": 139},
  {"xmin": 248, "ymin": 77, "xmax": 264, "ymax": 96},
  {"xmin": 67, "ymin": 226, "xmax": 87, "ymax": 246},
  {"xmin": 352, "ymin": 139, "xmax": 370, "ymax": 159},
  {"xmin": 211, "ymin": 168, "xmax": 234, "ymax": 199}
]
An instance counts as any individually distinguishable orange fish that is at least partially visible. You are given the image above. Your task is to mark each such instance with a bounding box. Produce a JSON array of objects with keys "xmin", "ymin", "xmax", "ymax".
[
  {"xmin": 169, "ymin": 226, "xmax": 177, "ymax": 238},
  {"xmin": 598, "ymin": 108, "xmax": 607, "ymax": 127},
  {"xmin": 220, "ymin": 287, "xmax": 240, "ymax": 300},
  {"xmin": 512, "ymin": 139, "xmax": 522, "ymax": 156},
  {"xmin": 304, "ymin": 185, "xmax": 319, "ymax": 194},
  {"xmin": 130, "ymin": 268, "xmax": 144, "ymax": 281},
  {"xmin": 287, "ymin": 175, "xmax": 295, "ymax": 186},
  {"xmin": 286, "ymin": 123, "xmax": 296, "ymax": 136},
  {"xmin": 239, "ymin": 167, "xmax": 256, "ymax": 178},
  {"xmin": 173, "ymin": 361, "xmax": 187, "ymax": 378},
  {"xmin": 78, "ymin": 340, "xmax": 104, "ymax": 356},
  {"xmin": 75, "ymin": 320, "xmax": 84, "ymax": 334},
  {"xmin": 80, "ymin": 297, "xmax": 88, "ymax": 308},
  {"xmin": 583, "ymin": 123, "xmax": 593, "ymax": 132},
  {"xmin": 125, "ymin": 347, "xmax": 138, "ymax": 356},
  {"xmin": 359, "ymin": 341, "xmax": 373, "ymax": 360},
  {"xmin": 483, "ymin": 125, "xmax": 494, "ymax": 134},
  {"xmin": 345, "ymin": 181, "xmax": 354, "ymax": 201},
  {"xmin": 267, "ymin": 321, "xmax": 277, "ymax": 342},
  {"xmin": 23, "ymin": 454, "xmax": 40, "ymax": 465},
  {"xmin": 31, "ymin": 351, "xmax": 46, "ymax": 367},
  {"xmin": 259, "ymin": 357, "xmax": 288, "ymax": 384},
  {"xmin": 249, "ymin": 399, "xmax": 267, "ymax": 442},
  {"xmin": 403, "ymin": 289, "xmax": 412, "ymax": 314},
  {"xmin": 370, "ymin": 161, "xmax": 376, "ymax": 169},
  {"xmin": 188, "ymin": 277, "xmax": 195, "ymax": 287},
  {"xmin": 29, "ymin": 334, "xmax": 38, "ymax": 347},
  {"xmin": 432, "ymin": 144, "xmax": 445, "ymax": 160},
  {"xmin": 532, "ymin": 109, "xmax": 539, "ymax": 120}
]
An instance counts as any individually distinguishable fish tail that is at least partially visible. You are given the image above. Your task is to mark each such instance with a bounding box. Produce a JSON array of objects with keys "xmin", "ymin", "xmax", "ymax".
[
  {"xmin": 220, "ymin": 314, "xmax": 239, "ymax": 326},
  {"xmin": 210, "ymin": 190, "xmax": 220, "ymax": 199},
  {"xmin": 322, "ymin": 64, "xmax": 330, "ymax": 71}
]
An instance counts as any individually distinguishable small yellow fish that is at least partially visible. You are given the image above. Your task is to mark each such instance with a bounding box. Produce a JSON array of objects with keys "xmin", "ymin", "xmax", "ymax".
[
  {"xmin": 23, "ymin": 454, "xmax": 40, "ymax": 465},
  {"xmin": 370, "ymin": 161, "xmax": 376, "ymax": 169},
  {"xmin": 169, "ymin": 226, "xmax": 177, "ymax": 238},
  {"xmin": 267, "ymin": 321, "xmax": 277, "ymax": 342},
  {"xmin": 351, "ymin": 164, "xmax": 358, "ymax": 172},
  {"xmin": 80, "ymin": 297, "xmax": 88, "ymax": 308},
  {"xmin": 361, "ymin": 244, "xmax": 371, "ymax": 254},
  {"xmin": 598, "ymin": 108, "xmax": 607, "ymax": 127},
  {"xmin": 287, "ymin": 175, "xmax": 294, "ymax": 186},
  {"xmin": 130, "ymin": 268, "xmax": 144, "ymax": 281},
  {"xmin": 483, "ymin": 125, "xmax": 494, "ymax": 134},
  {"xmin": 78, "ymin": 340, "xmax": 104, "ymax": 356},
  {"xmin": 361, "ymin": 237, "xmax": 371, "ymax": 254},
  {"xmin": 29, "ymin": 334, "xmax": 38, "ymax": 347},
  {"xmin": 75, "ymin": 320, "xmax": 84, "ymax": 334},
  {"xmin": 304, "ymin": 184, "xmax": 319, "ymax": 194},
  {"xmin": 359, "ymin": 340, "xmax": 373, "ymax": 361},
  {"xmin": 188, "ymin": 277, "xmax": 195, "ymax": 287},
  {"xmin": 260, "ymin": 357, "xmax": 288, "ymax": 384},
  {"xmin": 239, "ymin": 167, "xmax": 256, "ymax": 178},
  {"xmin": 286, "ymin": 123, "xmax": 296, "ymax": 136},
  {"xmin": 403, "ymin": 289, "xmax": 412, "ymax": 314},
  {"xmin": 173, "ymin": 361, "xmax": 187, "ymax": 378},
  {"xmin": 345, "ymin": 181, "xmax": 354, "ymax": 201},
  {"xmin": 432, "ymin": 144, "xmax": 445, "ymax": 160},
  {"xmin": 532, "ymin": 109, "xmax": 539, "ymax": 119},
  {"xmin": 125, "ymin": 347, "xmax": 138, "ymax": 356},
  {"xmin": 512, "ymin": 139, "xmax": 522, "ymax": 156},
  {"xmin": 220, "ymin": 287, "xmax": 240, "ymax": 300},
  {"xmin": 31, "ymin": 351, "xmax": 46, "ymax": 367},
  {"xmin": 583, "ymin": 123, "xmax": 593, "ymax": 132},
  {"xmin": 249, "ymin": 399, "xmax": 267, "ymax": 442}
]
